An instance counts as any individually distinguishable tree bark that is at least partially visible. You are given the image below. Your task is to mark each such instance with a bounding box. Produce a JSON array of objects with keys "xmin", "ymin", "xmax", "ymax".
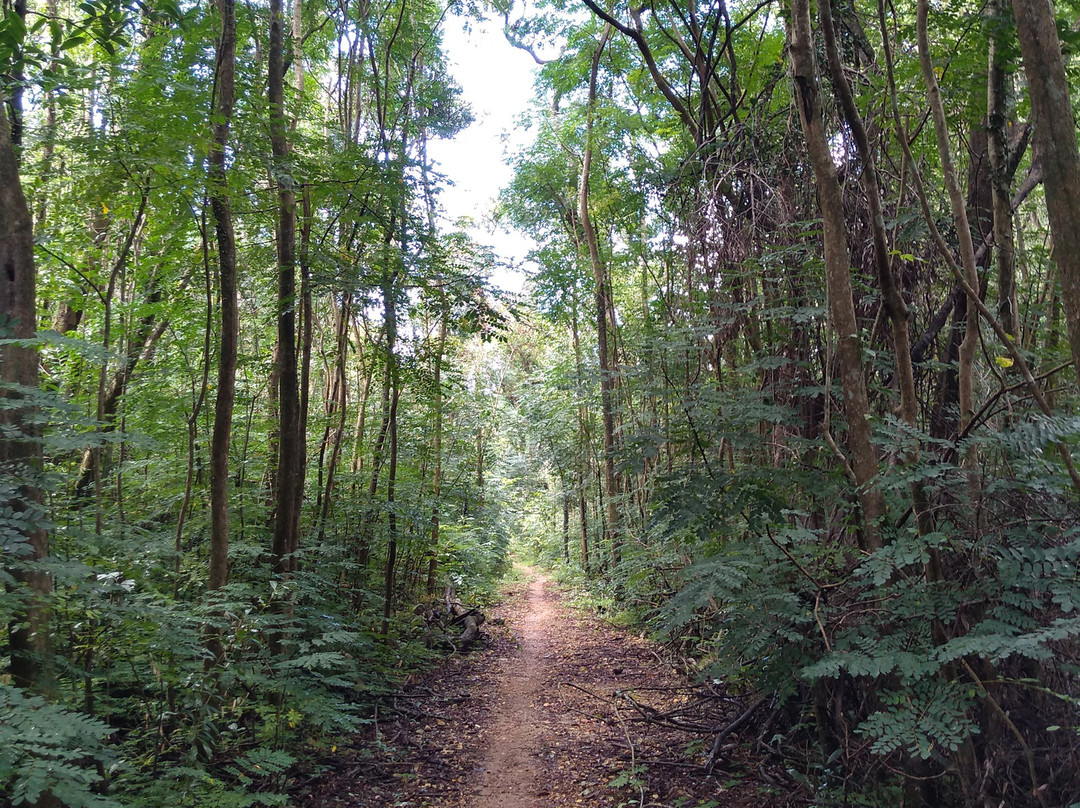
[
  {"xmin": 820, "ymin": 0, "xmax": 918, "ymax": 433},
  {"xmin": 270, "ymin": 0, "xmax": 301, "ymax": 588},
  {"xmin": 316, "ymin": 295, "xmax": 351, "ymax": 545},
  {"xmin": 1, "ymin": 88, "xmax": 53, "ymax": 696},
  {"xmin": 788, "ymin": 0, "xmax": 883, "ymax": 550},
  {"xmin": 426, "ymin": 309, "xmax": 447, "ymax": 595},
  {"xmin": 1011, "ymin": 0, "xmax": 1080, "ymax": 386},
  {"xmin": 208, "ymin": 0, "xmax": 238, "ymax": 596},
  {"xmin": 579, "ymin": 25, "xmax": 622, "ymax": 565},
  {"xmin": 571, "ymin": 295, "xmax": 590, "ymax": 574},
  {"xmin": 820, "ymin": 0, "xmax": 939, "ymax": 571},
  {"xmin": 562, "ymin": 491, "xmax": 570, "ymax": 564},
  {"xmin": 381, "ymin": 270, "xmax": 400, "ymax": 633},
  {"xmin": 987, "ymin": 0, "xmax": 1019, "ymax": 338},
  {"xmin": 917, "ymin": 0, "xmax": 982, "ymax": 492}
]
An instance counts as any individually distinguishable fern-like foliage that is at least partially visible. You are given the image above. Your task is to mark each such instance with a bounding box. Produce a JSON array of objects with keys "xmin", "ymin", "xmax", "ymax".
[{"xmin": 0, "ymin": 685, "xmax": 120, "ymax": 808}]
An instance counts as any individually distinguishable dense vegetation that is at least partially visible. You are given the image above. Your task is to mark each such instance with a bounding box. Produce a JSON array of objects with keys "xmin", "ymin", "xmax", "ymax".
[{"xmin": 4, "ymin": 0, "xmax": 1080, "ymax": 805}]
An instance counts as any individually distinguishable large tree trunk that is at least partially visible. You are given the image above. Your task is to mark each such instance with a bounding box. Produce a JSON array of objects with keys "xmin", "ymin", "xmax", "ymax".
[
  {"xmin": 208, "ymin": 0, "xmax": 238, "ymax": 597},
  {"xmin": 1, "ymin": 89, "xmax": 53, "ymax": 696},
  {"xmin": 788, "ymin": 0, "xmax": 882, "ymax": 550},
  {"xmin": 6, "ymin": 0, "xmax": 26, "ymax": 150},
  {"xmin": 1011, "ymin": 0, "xmax": 1080, "ymax": 386}
]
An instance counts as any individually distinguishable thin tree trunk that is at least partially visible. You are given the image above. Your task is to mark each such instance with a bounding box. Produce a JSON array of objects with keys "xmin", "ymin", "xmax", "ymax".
[
  {"xmin": 822, "ymin": 0, "xmax": 942, "ymax": 577},
  {"xmin": 265, "ymin": 341, "xmax": 280, "ymax": 515},
  {"xmin": 562, "ymin": 491, "xmax": 570, "ymax": 564},
  {"xmin": 880, "ymin": 2, "xmax": 1080, "ymax": 499},
  {"xmin": 75, "ymin": 193, "xmax": 152, "ymax": 500},
  {"xmin": 788, "ymin": 0, "xmax": 883, "ymax": 550},
  {"xmin": 476, "ymin": 426, "xmax": 485, "ymax": 510},
  {"xmin": 350, "ymin": 356, "xmax": 372, "ymax": 475},
  {"xmin": 348, "ymin": 312, "xmax": 371, "ymax": 474},
  {"xmin": 176, "ymin": 207, "xmax": 214, "ymax": 594},
  {"xmin": 579, "ymin": 24, "xmax": 622, "ymax": 566},
  {"xmin": 426, "ymin": 309, "xmax": 447, "ymax": 595},
  {"xmin": 820, "ymin": 0, "xmax": 917, "ymax": 433},
  {"xmin": 316, "ymin": 294, "xmax": 350, "ymax": 545},
  {"xmin": 917, "ymin": 0, "xmax": 981, "ymax": 449},
  {"xmin": 986, "ymin": 7, "xmax": 1019, "ymax": 338},
  {"xmin": 381, "ymin": 270, "xmax": 400, "ymax": 633},
  {"xmin": 208, "ymin": 0, "xmax": 238, "ymax": 597},
  {"xmin": 360, "ymin": 336, "xmax": 393, "ymax": 570},
  {"xmin": 295, "ymin": 192, "xmax": 312, "ymax": 567},
  {"xmin": 7, "ymin": 0, "xmax": 26, "ymax": 150},
  {"xmin": 269, "ymin": 0, "xmax": 301, "ymax": 650},
  {"xmin": 571, "ymin": 296, "xmax": 591, "ymax": 574}
]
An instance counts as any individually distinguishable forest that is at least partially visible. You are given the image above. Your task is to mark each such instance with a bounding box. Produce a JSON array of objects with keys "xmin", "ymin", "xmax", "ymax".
[{"xmin": 3, "ymin": 0, "xmax": 1080, "ymax": 803}]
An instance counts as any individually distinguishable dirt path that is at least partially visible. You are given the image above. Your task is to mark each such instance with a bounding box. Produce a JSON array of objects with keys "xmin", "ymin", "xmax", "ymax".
[
  {"xmin": 470, "ymin": 572, "xmax": 553, "ymax": 807},
  {"xmin": 301, "ymin": 567, "xmax": 792, "ymax": 808}
]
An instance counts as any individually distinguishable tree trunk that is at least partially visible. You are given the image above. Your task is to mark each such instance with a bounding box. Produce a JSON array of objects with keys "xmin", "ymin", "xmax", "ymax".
[
  {"xmin": 295, "ymin": 192, "xmax": 312, "ymax": 568},
  {"xmin": 7, "ymin": 0, "xmax": 26, "ymax": 151},
  {"xmin": 475, "ymin": 425, "xmax": 485, "ymax": 509},
  {"xmin": 381, "ymin": 270, "xmax": 400, "ymax": 632},
  {"xmin": 917, "ymin": 0, "xmax": 983, "ymax": 490},
  {"xmin": 1011, "ymin": 0, "xmax": 1080, "ymax": 386},
  {"xmin": 562, "ymin": 491, "xmax": 570, "ymax": 564},
  {"xmin": 579, "ymin": 25, "xmax": 622, "ymax": 566},
  {"xmin": 208, "ymin": 0, "xmax": 238, "ymax": 597},
  {"xmin": 788, "ymin": 0, "xmax": 883, "ymax": 550},
  {"xmin": 1, "ymin": 88, "xmax": 53, "ymax": 697},
  {"xmin": 571, "ymin": 296, "xmax": 591, "ymax": 574},
  {"xmin": 269, "ymin": 0, "xmax": 301, "ymax": 650},
  {"xmin": 820, "ymin": 0, "xmax": 939, "ymax": 563},
  {"xmin": 316, "ymin": 295, "xmax": 351, "ymax": 545},
  {"xmin": 426, "ymin": 309, "xmax": 447, "ymax": 595},
  {"xmin": 987, "ymin": 0, "xmax": 1019, "ymax": 339},
  {"xmin": 74, "ymin": 195, "xmax": 154, "ymax": 499},
  {"xmin": 360, "ymin": 328, "xmax": 393, "ymax": 571},
  {"xmin": 349, "ymin": 331, "xmax": 372, "ymax": 476},
  {"xmin": 820, "ymin": 0, "xmax": 918, "ymax": 434}
]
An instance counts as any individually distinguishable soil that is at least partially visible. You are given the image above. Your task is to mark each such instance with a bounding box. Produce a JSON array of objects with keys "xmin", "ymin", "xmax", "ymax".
[{"xmin": 300, "ymin": 568, "xmax": 802, "ymax": 807}]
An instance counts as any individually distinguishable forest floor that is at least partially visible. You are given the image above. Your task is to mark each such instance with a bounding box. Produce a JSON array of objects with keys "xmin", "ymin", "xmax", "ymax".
[{"xmin": 300, "ymin": 567, "xmax": 800, "ymax": 807}]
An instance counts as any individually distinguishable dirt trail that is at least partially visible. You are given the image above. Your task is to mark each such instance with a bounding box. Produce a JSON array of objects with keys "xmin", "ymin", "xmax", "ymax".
[
  {"xmin": 302, "ymin": 567, "xmax": 785, "ymax": 808},
  {"xmin": 470, "ymin": 572, "xmax": 553, "ymax": 807}
]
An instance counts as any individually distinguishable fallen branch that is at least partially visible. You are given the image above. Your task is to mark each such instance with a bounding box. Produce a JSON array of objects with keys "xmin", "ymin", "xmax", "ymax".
[
  {"xmin": 443, "ymin": 585, "xmax": 485, "ymax": 649},
  {"xmin": 705, "ymin": 696, "xmax": 770, "ymax": 774}
]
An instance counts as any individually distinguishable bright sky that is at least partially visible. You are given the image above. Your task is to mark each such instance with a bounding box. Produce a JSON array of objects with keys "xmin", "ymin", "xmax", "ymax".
[{"xmin": 429, "ymin": 16, "xmax": 541, "ymax": 294}]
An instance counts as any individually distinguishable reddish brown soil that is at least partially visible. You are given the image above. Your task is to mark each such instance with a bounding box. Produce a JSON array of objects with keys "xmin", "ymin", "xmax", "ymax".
[{"xmin": 301, "ymin": 569, "xmax": 800, "ymax": 807}]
